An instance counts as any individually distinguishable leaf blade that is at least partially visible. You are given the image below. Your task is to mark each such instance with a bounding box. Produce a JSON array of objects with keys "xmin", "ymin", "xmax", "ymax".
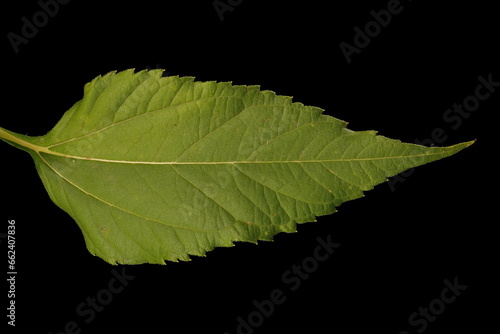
[{"xmin": 0, "ymin": 70, "xmax": 474, "ymax": 264}]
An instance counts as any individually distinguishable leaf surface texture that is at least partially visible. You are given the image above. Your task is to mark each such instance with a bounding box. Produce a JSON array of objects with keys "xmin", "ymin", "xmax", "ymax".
[{"xmin": 0, "ymin": 70, "xmax": 473, "ymax": 264}]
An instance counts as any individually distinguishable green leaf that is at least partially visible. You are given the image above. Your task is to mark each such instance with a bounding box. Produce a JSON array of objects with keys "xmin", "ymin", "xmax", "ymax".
[{"xmin": 0, "ymin": 69, "xmax": 473, "ymax": 265}]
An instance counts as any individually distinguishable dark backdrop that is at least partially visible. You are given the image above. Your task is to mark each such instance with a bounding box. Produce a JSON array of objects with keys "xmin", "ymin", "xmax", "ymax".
[{"xmin": 1, "ymin": 1, "xmax": 496, "ymax": 333}]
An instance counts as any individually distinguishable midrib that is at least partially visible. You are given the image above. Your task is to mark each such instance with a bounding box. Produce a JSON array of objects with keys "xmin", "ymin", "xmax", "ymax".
[
  {"xmin": 1, "ymin": 127, "xmax": 467, "ymax": 165},
  {"xmin": 38, "ymin": 150, "xmax": 450, "ymax": 165}
]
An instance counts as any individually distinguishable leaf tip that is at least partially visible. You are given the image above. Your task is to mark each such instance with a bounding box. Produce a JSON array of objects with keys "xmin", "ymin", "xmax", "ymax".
[{"xmin": 450, "ymin": 139, "xmax": 476, "ymax": 152}]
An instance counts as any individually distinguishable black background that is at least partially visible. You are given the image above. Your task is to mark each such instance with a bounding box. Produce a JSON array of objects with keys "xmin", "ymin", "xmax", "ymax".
[{"xmin": 1, "ymin": 0, "xmax": 497, "ymax": 333}]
